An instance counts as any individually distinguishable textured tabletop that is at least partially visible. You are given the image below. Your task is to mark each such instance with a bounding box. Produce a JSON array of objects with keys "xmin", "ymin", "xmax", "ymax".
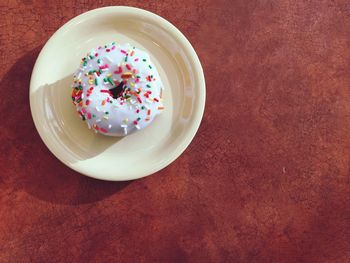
[{"xmin": 0, "ymin": 0, "xmax": 349, "ymax": 262}]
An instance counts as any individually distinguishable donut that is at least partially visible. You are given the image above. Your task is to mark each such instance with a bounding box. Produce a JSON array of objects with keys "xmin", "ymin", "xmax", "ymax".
[{"xmin": 71, "ymin": 42, "xmax": 164, "ymax": 136}]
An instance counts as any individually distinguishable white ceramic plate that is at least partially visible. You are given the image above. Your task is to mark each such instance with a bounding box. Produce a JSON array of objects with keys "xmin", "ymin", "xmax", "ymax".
[{"xmin": 30, "ymin": 6, "xmax": 205, "ymax": 181}]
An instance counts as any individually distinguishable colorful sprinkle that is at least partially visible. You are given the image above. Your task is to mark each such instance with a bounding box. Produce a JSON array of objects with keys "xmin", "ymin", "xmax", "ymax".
[
  {"xmin": 107, "ymin": 77, "xmax": 114, "ymax": 85},
  {"xmin": 100, "ymin": 89, "xmax": 112, "ymax": 95},
  {"xmin": 121, "ymin": 72, "xmax": 133, "ymax": 79},
  {"xmin": 114, "ymin": 66, "xmax": 123, "ymax": 74}
]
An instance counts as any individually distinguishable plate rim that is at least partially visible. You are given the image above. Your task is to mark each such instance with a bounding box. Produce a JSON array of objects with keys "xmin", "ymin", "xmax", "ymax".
[{"xmin": 29, "ymin": 6, "xmax": 206, "ymax": 181}]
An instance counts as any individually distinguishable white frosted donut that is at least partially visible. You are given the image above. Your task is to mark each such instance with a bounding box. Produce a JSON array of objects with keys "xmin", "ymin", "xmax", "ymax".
[{"xmin": 71, "ymin": 42, "xmax": 164, "ymax": 136}]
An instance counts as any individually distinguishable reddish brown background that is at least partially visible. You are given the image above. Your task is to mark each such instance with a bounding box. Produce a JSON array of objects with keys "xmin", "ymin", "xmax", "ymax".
[{"xmin": 0, "ymin": 0, "xmax": 349, "ymax": 262}]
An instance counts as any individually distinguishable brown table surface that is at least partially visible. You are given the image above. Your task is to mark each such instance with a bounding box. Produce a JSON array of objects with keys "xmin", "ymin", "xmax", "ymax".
[{"xmin": 1, "ymin": 0, "xmax": 349, "ymax": 262}]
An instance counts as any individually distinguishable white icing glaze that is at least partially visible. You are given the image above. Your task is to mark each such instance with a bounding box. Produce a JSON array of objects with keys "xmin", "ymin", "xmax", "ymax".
[{"xmin": 71, "ymin": 43, "xmax": 164, "ymax": 136}]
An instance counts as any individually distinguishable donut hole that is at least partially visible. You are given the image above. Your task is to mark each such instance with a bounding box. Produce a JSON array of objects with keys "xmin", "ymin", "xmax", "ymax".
[{"xmin": 109, "ymin": 81, "xmax": 125, "ymax": 99}]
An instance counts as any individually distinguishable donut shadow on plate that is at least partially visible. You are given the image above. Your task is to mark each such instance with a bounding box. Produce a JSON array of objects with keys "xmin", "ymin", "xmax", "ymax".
[
  {"xmin": 30, "ymin": 75, "xmax": 123, "ymax": 164},
  {"xmin": 0, "ymin": 47, "xmax": 130, "ymax": 205}
]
